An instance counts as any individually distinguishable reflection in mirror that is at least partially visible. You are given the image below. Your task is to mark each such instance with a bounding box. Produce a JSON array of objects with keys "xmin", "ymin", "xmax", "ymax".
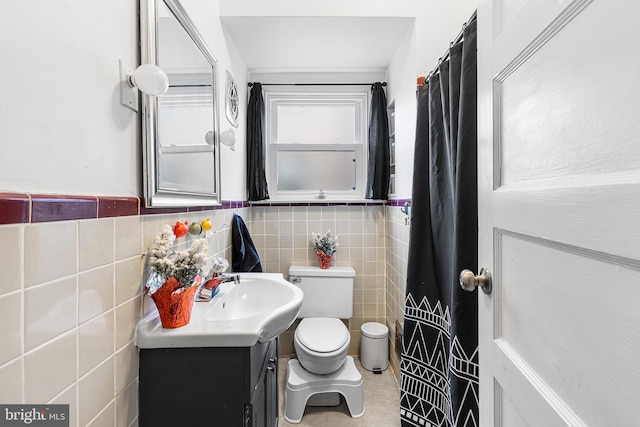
[{"xmin": 141, "ymin": 0, "xmax": 220, "ymax": 207}]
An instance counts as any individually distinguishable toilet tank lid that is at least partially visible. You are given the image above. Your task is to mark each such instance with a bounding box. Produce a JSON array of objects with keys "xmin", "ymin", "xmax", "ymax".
[{"xmin": 289, "ymin": 265, "xmax": 356, "ymax": 277}]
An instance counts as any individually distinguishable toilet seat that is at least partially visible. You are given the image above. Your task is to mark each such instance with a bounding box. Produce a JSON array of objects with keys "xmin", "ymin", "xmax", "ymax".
[
  {"xmin": 296, "ymin": 318, "xmax": 349, "ymax": 352},
  {"xmin": 294, "ymin": 318, "xmax": 350, "ymax": 375}
]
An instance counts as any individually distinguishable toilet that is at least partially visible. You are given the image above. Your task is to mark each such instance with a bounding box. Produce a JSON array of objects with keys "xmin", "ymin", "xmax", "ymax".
[
  {"xmin": 284, "ymin": 265, "xmax": 364, "ymax": 423},
  {"xmin": 294, "ymin": 317, "xmax": 350, "ymax": 374}
]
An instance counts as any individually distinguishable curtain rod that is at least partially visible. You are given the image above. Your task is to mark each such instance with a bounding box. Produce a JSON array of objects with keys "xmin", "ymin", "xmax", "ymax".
[
  {"xmin": 425, "ymin": 10, "xmax": 477, "ymax": 81},
  {"xmin": 248, "ymin": 82, "xmax": 386, "ymax": 87}
]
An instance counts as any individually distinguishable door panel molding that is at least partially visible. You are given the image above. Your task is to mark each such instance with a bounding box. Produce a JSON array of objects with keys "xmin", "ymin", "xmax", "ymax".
[
  {"xmin": 496, "ymin": 228, "xmax": 640, "ymax": 271},
  {"xmin": 493, "ymin": 339, "xmax": 588, "ymax": 426},
  {"xmin": 493, "ymin": 0, "xmax": 594, "ymax": 189},
  {"xmin": 495, "ymin": 0, "xmax": 593, "ymax": 83}
]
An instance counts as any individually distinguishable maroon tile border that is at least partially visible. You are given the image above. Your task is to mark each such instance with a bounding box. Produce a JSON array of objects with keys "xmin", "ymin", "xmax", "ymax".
[
  {"xmin": 138, "ymin": 198, "xmax": 248, "ymax": 215},
  {"xmin": 250, "ymin": 201, "xmax": 386, "ymax": 207},
  {"xmin": 222, "ymin": 201, "xmax": 249, "ymax": 209},
  {"xmin": 139, "ymin": 204, "xmax": 189, "ymax": 216},
  {"xmin": 0, "ymin": 192, "xmax": 403, "ymax": 225},
  {"xmin": 31, "ymin": 195, "xmax": 98, "ymax": 223},
  {"xmin": 386, "ymin": 198, "xmax": 411, "ymax": 207},
  {"xmin": 0, "ymin": 193, "xmax": 30, "ymax": 224},
  {"xmin": 0, "ymin": 193, "xmax": 249, "ymax": 225},
  {"xmin": 98, "ymin": 197, "xmax": 139, "ymax": 218},
  {"xmin": 269, "ymin": 198, "xmax": 408, "ymax": 207},
  {"xmin": 248, "ymin": 199, "xmax": 409, "ymax": 207}
]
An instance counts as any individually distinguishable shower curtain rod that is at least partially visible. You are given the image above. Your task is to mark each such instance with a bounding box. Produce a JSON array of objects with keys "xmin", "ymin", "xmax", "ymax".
[
  {"xmin": 248, "ymin": 82, "xmax": 386, "ymax": 87},
  {"xmin": 425, "ymin": 10, "xmax": 477, "ymax": 81}
]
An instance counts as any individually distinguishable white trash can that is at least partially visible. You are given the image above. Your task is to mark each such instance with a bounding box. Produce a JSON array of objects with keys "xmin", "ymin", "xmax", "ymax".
[{"xmin": 360, "ymin": 322, "xmax": 389, "ymax": 372}]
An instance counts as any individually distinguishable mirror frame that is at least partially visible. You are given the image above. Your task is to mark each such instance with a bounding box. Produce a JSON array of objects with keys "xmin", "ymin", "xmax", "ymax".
[{"xmin": 140, "ymin": 0, "xmax": 221, "ymax": 207}]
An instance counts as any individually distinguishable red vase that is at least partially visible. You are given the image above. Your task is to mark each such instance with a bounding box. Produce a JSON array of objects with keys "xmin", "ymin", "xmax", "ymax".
[
  {"xmin": 151, "ymin": 277, "xmax": 199, "ymax": 328},
  {"xmin": 316, "ymin": 250, "xmax": 332, "ymax": 269}
]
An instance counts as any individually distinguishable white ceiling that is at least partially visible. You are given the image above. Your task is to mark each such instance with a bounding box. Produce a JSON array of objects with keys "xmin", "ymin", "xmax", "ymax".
[{"xmin": 220, "ymin": 16, "xmax": 415, "ymax": 72}]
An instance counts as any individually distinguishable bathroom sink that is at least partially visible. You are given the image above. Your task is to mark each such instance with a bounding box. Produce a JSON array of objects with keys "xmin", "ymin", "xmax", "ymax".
[
  {"xmin": 136, "ymin": 273, "xmax": 303, "ymax": 348},
  {"xmin": 205, "ymin": 279, "xmax": 294, "ymax": 321}
]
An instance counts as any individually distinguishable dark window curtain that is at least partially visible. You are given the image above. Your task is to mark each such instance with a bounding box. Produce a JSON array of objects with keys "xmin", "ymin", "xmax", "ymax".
[
  {"xmin": 401, "ymin": 18, "xmax": 478, "ymax": 427},
  {"xmin": 366, "ymin": 82, "xmax": 390, "ymax": 200},
  {"xmin": 246, "ymin": 83, "xmax": 269, "ymax": 201}
]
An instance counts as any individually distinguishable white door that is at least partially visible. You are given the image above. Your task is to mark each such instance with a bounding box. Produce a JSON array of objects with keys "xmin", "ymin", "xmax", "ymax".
[{"xmin": 477, "ymin": 0, "xmax": 640, "ymax": 425}]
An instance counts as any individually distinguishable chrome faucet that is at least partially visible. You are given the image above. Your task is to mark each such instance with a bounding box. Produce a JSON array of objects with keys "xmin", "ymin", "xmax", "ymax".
[{"xmin": 221, "ymin": 274, "xmax": 240, "ymax": 284}]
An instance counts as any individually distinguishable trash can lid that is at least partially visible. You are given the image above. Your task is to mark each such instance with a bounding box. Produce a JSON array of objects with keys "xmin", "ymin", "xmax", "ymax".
[{"xmin": 361, "ymin": 322, "xmax": 389, "ymax": 339}]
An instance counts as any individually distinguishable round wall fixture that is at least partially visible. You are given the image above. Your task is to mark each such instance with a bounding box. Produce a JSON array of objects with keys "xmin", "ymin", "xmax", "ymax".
[{"xmin": 225, "ymin": 70, "xmax": 239, "ymax": 127}]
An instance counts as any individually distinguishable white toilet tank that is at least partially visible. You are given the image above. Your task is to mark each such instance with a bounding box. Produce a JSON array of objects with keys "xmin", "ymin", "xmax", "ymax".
[{"xmin": 288, "ymin": 266, "xmax": 355, "ymax": 318}]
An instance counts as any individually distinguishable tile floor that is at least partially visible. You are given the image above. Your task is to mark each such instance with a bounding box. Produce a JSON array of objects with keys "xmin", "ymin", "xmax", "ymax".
[{"xmin": 277, "ymin": 356, "xmax": 400, "ymax": 426}]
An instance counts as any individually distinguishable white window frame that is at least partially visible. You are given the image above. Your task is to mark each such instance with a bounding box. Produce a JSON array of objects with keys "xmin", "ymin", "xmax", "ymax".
[{"xmin": 263, "ymin": 85, "xmax": 370, "ymax": 201}]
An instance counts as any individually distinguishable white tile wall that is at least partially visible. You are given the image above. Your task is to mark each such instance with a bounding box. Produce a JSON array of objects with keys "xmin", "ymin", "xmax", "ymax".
[
  {"xmin": 24, "ymin": 277, "xmax": 76, "ymax": 351},
  {"xmin": 24, "ymin": 331, "xmax": 77, "ymax": 403},
  {"xmin": 0, "ymin": 357, "xmax": 23, "ymax": 403},
  {"xmin": 51, "ymin": 384, "xmax": 77, "ymax": 427},
  {"xmin": 385, "ymin": 205, "xmax": 410, "ymax": 381},
  {"xmin": 115, "ymin": 216, "xmax": 143, "ymax": 261},
  {"xmin": 87, "ymin": 402, "xmax": 115, "ymax": 427},
  {"xmin": 78, "ymin": 311, "xmax": 115, "ymax": 376},
  {"xmin": 0, "ymin": 207, "xmax": 241, "ymax": 427},
  {"xmin": 0, "ymin": 226, "xmax": 22, "ymax": 294},
  {"xmin": 249, "ymin": 205, "xmax": 387, "ymax": 356},
  {"xmin": 79, "ymin": 218, "xmax": 115, "ymax": 272},
  {"xmin": 24, "ymin": 221, "xmax": 77, "ymax": 288},
  {"xmin": 115, "ymin": 382, "xmax": 137, "ymax": 427},
  {"xmin": 78, "ymin": 358, "xmax": 114, "ymax": 426},
  {"xmin": 0, "ymin": 293, "xmax": 21, "ymax": 366},
  {"xmin": 0, "ymin": 204, "xmax": 411, "ymax": 423},
  {"xmin": 78, "ymin": 265, "xmax": 114, "ymax": 324}
]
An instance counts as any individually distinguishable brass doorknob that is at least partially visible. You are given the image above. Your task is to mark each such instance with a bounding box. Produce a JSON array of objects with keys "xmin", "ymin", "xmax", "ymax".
[{"xmin": 459, "ymin": 268, "xmax": 492, "ymax": 294}]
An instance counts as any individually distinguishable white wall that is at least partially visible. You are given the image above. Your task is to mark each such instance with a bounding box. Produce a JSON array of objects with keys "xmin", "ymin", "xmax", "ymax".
[
  {"xmin": 220, "ymin": 0, "xmax": 476, "ymax": 198},
  {"xmin": 180, "ymin": 0, "xmax": 248, "ymax": 200},
  {"xmin": 0, "ymin": 0, "xmax": 247, "ymax": 200},
  {"xmin": 0, "ymin": 0, "xmax": 474, "ymax": 200},
  {"xmin": 0, "ymin": 0, "xmax": 140, "ymax": 196},
  {"xmin": 220, "ymin": 0, "xmax": 477, "ymax": 79},
  {"xmin": 387, "ymin": 23, "xmax": 418, "ymax": 199}
]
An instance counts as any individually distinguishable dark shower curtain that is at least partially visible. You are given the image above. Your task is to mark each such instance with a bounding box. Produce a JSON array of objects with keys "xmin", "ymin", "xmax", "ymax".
[
  {"xmin": 401, "ymin": 18, "xmax": 478, "ymax": 427},
  {"xmin": 366, "ymin": 82, "xmax": 390, "ymax": 200},
  {"xmin": 246, "ymin": 83, "xmax": 269, "ymax": 201}
]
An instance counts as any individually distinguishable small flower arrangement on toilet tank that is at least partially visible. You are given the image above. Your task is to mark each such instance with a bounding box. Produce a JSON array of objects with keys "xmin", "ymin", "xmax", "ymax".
[
  {"xmin": 312, "ymin": 230, "xmax": 339, "ymax": 255},
  {"xmin": 311, "ymin": 230, "xmax": 339, "ymax": 269}
]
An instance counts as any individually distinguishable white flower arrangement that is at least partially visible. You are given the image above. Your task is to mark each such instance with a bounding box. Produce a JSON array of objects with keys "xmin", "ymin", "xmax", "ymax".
[
  {"xmin": 311, "ymin": 229, "xmax": 339, "ymax": 256},
  {"xmin": 149, "ymin": 224, "xmax": 209, "ymax": 291}
]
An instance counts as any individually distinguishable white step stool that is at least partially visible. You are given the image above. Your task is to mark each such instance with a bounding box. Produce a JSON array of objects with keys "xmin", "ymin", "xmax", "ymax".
[{"xmin": 284, "ymin": 356, "xmax": 365, "ymax": 423}]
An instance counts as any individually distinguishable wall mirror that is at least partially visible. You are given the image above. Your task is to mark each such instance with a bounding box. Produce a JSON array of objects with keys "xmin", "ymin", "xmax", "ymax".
[{"xmin": 141, "ymin": 0, "xmax": 221, "ymax": 207}]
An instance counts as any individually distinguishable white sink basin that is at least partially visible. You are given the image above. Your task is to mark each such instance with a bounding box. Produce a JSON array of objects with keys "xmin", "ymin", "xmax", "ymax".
[{"xmin": 136, "ymin": 273, "xmax": 303, "ymax": 348}]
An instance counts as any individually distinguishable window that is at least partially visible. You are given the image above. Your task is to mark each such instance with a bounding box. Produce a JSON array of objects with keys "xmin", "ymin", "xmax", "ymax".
[{"xmin": 264, "ymin": 86, "xmax": 370, "ymax": 201}]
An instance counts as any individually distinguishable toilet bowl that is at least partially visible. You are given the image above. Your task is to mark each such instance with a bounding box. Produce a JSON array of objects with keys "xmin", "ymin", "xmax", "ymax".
[{"xmin": 294, "ymin": 317, "xmax": 350, "ymax": 374}]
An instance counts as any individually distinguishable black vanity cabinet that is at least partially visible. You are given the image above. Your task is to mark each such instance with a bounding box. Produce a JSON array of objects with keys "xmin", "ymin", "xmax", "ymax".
[{"xmin": 139, "ymin": 338, "xmax": 278, "ymax": 427}]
